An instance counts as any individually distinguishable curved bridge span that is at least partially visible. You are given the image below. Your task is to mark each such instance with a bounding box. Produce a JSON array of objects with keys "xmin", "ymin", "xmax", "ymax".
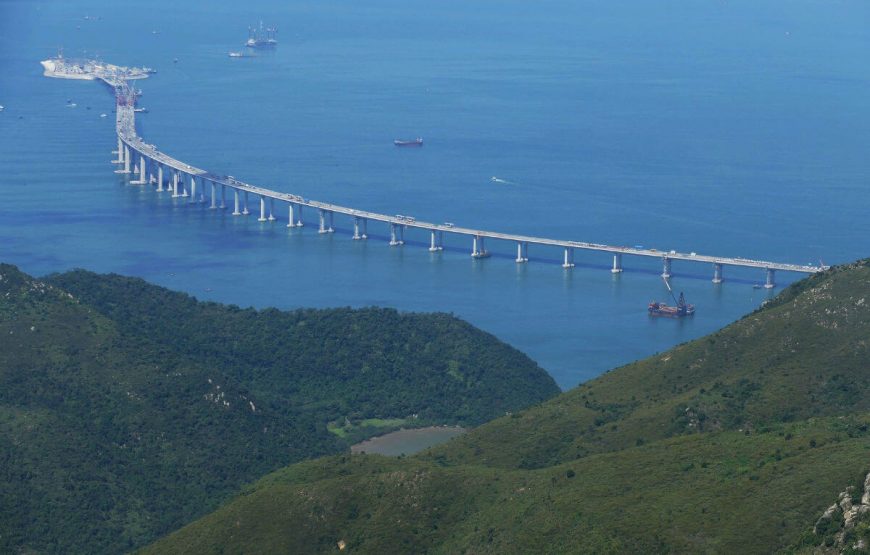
[{"xmin": 46, "ymin": 59, "xmax": 826, "ymax": 288}]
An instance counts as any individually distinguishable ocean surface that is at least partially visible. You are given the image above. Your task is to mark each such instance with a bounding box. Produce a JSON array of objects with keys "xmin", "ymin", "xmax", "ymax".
[{"xmin": 0, "ymin": 0, "xmax": 867, "ymax": 388}]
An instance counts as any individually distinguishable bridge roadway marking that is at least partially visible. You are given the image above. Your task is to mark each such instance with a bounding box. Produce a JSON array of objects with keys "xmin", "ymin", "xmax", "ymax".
[{"xmin": 99, "ymin": 74, "xmax": 822, "ymax": 277}]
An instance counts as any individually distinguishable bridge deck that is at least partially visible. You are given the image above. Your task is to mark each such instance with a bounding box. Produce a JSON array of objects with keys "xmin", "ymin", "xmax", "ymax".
[{"xmin": 98, "ymin": 71, "xmax": 822, "ymax": 275}]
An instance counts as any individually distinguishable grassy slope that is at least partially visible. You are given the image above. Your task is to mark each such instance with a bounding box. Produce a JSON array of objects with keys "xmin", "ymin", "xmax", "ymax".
[
  {"xmin": 0, "ymin": 265, "xmax": 557, "ymax": 554},
  {"xmin": 143, "ymin": 417, "xmax": 870, "ymax": 555},
  {"xmin": 143, "ymin": 260, "xmax": 870, "ymax": 554}
]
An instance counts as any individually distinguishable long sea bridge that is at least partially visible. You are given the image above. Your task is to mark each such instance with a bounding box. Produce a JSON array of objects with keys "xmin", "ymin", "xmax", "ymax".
[{"xmin": 43, "ymin": 58, "xmax": 827, "ymax": 288}]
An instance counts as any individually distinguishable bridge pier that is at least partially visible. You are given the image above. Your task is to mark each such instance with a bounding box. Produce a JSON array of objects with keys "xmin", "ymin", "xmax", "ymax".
[
  {"xmin": 712, "ymin": 263, "xmax": 723, "ymax": 284},
  {"xmin": 115, "ymin": 145, "xmax": 131, "ymax": 174},
  {"xmin": 562, "ymin": 247, "xmax": 575, "ymax": 269},
  {"xmin": 389, "ymin": 223, "xmax": 404, "ymax": 245},
  {"xmin": 220, "ymin": 185, "xmax": 226, "ymax": 209},
  {"xmin": 353, "ymin": 217, "xmax": 368, "ymax": 240},
  {"xmin": 209, "ymin": 181, "xmax": 217, "ymax": 209},
  {"xmin": 131, "ymin": 153, "xmax": 147, "ymax": 184},
  {"xmin": 232, "ymin": 189, "xmax": 241, "ymax": 216},
  {"xmin": 287, "ymin": 204, "xmax": 304, "ymax": 227},
  {"xmin": 242, "ymin": 191, "xmax": 250, "ymax": 215},
  {"xmin": 472, "ymin": 235, "xmax": 489, "ymax": 258},
  {"xmin": 612, "ymin": 253, "xmax": 623, "ymax": 273},
  {"xmin": 516, "ymin": 242, "xmax": 528, "ymax": 263},
  {"xmin": 258, "ymin": 196, "xmax": 267, "ymax": 222},
  {"xmin": 156, "ymin": 165, "xmax": 164, "ymax": 192},
  {"xmin": 187, "ymin": 175, "xmax": 195, "ymax": 200},
  {"xmin": 428, "ymin": 230, "xmax": 443, "ymax": 251},
  {"xmin": 268, "ymin": 198, "xmax": 275, "ymax": 221},
  {"xmin": 171, "ymin": 171, "xmax": 180, "ymax": 197},
  {"xmin": 662, "ymin": 257, "xmax": 672, "ymax": 279},
  {"xmin": 112, "ymin": 137, "xmax": 124, "ymax": 164},
  {"xmin": 318, "ymin": 209, "xmax": 334, "ymax": 234},
  {"xmin": 764, "ymin": 268, "xmax": 776, "ymax": 289},
  {"xmin": 136, "ymin": 155, "xmax": 144, "ymax": 183}
]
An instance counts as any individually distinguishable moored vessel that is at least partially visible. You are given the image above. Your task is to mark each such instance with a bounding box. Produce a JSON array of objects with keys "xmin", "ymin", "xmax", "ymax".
[
  {"xmin": 649, "ymin": 279, "xmax": 695, "ymax": 317},
  {"xmin": 394, "ymin": 137, "xmax": 423, "ymax": 147}
]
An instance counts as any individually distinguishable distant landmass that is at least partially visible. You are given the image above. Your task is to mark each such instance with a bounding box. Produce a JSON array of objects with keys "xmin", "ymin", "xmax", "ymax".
[
  {"xmin": 142, "ymin": 260, "xmax": 870, "ymax": 554},
  {"xmin": 0, "ymin": 264, "xmax": 558, "ymax": 554}
]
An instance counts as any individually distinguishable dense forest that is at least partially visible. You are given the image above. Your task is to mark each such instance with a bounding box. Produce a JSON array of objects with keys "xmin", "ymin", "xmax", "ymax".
[
  {"xmin": 144, "ymin": 260, "xmax": 870, "ymax": 554},
  {"xmin": 0, "ymin": 264, "xmax": 558, "ymax": 554}
]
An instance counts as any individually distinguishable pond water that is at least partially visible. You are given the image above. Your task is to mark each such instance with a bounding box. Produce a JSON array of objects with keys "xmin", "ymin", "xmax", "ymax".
[{"xmin": 351, "ymin": 426, "xmax": 467, "ymax": 456}]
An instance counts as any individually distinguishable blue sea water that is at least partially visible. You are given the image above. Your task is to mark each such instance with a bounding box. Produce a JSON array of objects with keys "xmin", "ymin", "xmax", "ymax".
[{"xmin": 0, "ymin": 0, "xmax": 867, "ymax": 388}]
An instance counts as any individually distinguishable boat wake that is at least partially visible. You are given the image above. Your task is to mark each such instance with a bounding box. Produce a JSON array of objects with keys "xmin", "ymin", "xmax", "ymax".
[{"xmin": 490, "ymin": 176, "xmax": 518, "ymax": 185}]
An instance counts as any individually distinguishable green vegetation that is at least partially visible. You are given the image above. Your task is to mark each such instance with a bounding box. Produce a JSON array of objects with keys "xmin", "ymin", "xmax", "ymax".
[
  {"xmin": 0, "ymin": 264, "xmax": 557, "ymax": 554},
  {"xmin": 143, "ymin": 260, "xmax": 870, "ymax": 554},
  {"xmin": 328, "ymin": 418, "xmax": 411, "ymax": 440}
]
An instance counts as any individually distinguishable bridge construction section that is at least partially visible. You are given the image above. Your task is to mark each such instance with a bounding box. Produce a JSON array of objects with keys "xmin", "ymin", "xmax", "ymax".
[{"xmin": 43, "ymin": 58, "xmax": 828, "ymax": 289}]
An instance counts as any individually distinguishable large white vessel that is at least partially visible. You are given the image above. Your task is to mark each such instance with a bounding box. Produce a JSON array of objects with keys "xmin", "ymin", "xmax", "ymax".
[{"xmin": 41, "ymin": 52, "xmax": 154, "ymax": 81}]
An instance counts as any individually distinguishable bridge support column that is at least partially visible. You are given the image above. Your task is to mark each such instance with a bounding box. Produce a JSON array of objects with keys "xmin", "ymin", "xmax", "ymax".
[
  {"xmin": 353, "ymin": 217, "xmax": 364, "ymax": 240},
  {"xmin": 515, "ymin": 242, "xmax": 528, "ymax": 263},
  {"xmin": 209, "ymin": 182, "xmax": 217, "ymax": 209},
  {"xmin": 232, "ymin": 189, "xmax": 241, "ymax": 216},
  {"xmin": 562, "ymin": 247, "xmax": 575, "ymax": 269},
  {"xmin": 429, "ymin": 230, "xmax": 443, "ymax": 251},
  {"xmin": 181, "ymin": 175, "xmax": 190, "ymax": 198},
  {"xmin": 113, "ymin": 137, "xmax": 124, "ymax": 164},
  {"xmin": 220, "ymin": 185, "xmax": 226, "ymax": 209},
  {"xmin": 389, "ymin": 223, "xmax": 403, "ymax": 246},
  {"xmin": 171, "ymin": 172, "xmax": 179, "ymax": 197},
  {"xmin": 472, "ymin": 236, "xmax": 489, "ymax": 258},
  {"xmin": 712, "ymin": 263, "xmax": 723, "ymax": 284},
  {"xmin": 268, "ymin": 198, "xmax": 275, "ymax": 221},
  {"xmin": 662, "ymin": 257, "xmax": 672, "ymax": 279},
  {"xmin": 287, "ymin": 204, "xmax": 303, "ymax": 227},
  {"xmin": 258, "ymin": 196, "xmax": 267, "ymax": 222},
  {"xmin": 764, "ymin": 268, "xmax": 776, "ymax": 289},
  {"xmin": 242, "ymin": 192, "xmax": 250, "ymax": 215},
  {"xmin": 123, "ymin": 146, "xmax": 131, "ymax": 174},
  {"xmin": 318, "ymin": 210, "xmax": 333, "ymax": 234},
  {"xmin": 187, "ymin": 175, "xmax": 195, "ymax": 200},
  {"xmin": 361, "ymin": 218, "xmax": 367, "ymax": 238},
  {"xmin": 612, "ymin": 253, "xmax": 623, "ymax": 273},
  {"xmin": 131, "ymin": 154, "xmax": 146, "ymax": 184},
  {"xmin": 156, "ymin": 165, "xmax": 164, "ymax": 192}
]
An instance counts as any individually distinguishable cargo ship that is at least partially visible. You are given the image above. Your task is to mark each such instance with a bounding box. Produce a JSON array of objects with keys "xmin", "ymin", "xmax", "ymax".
[
  {"xmin": 649, "ymin": 279, "xmax": 695, "ymax": 317},
  {"xmin": 394, "ymin": 137, "xmax": 423, "ymax": 147}
]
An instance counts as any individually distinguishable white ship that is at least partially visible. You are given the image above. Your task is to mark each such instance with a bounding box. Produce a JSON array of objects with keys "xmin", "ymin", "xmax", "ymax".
[{"xmin": 41, "ymin": 51, "xmax": 153, "ymax": 81}]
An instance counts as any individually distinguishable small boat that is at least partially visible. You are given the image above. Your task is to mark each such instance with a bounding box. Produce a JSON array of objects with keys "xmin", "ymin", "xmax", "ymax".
[
  {"xmin": 0, "ymin": 105, "xmax": 4, "ymax": 112},
  {"xmin": 133, "ymin": 107, "xmax": 148, "ymax": 113},
  {"xmin": 99, "ymin": 113, "xmax": 107, "ymax": 118},
  {"xmin": 66, "ymin": 102, "xmax": 77, "ymax": 108},
  {"xmin": 394, "ymin": 137, "xmax": 423, "ymax": 147},
  {"xmin": 752, "ymin": 284, "xmax": 763, "ymax": 290}
]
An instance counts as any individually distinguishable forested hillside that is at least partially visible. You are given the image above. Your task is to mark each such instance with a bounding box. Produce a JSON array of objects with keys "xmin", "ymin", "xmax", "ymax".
[
  {"xmin": 144, "ymin": 260, "xmax": 870, "ymax": 554},
  {"xmin": 0, "ymin": 265, "xmax": 557, "ymax": 554}
]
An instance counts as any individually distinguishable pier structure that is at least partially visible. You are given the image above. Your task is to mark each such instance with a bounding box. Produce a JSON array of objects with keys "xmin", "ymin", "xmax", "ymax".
[{"xmin": 44, "ymin": 59, "xmax": 828, "ymax": 287}]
